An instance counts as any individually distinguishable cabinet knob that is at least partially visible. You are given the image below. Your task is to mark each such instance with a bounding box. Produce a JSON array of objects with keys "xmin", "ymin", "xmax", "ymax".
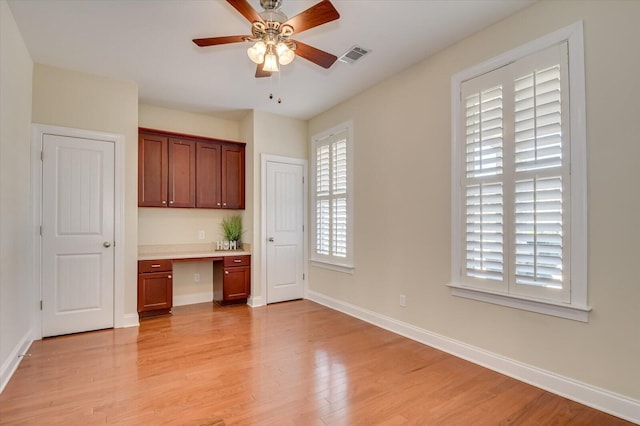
[
  {"xmin": 224, "ymin": 271, "xmax": 229, "ymax": 275},
  {"xmin": 103, "ymin": 241, "xmax": 112, "ymax": 248},
  {"xmin": 162, "ymin": 200, "xmax": 166, "ymax": 204},
  {"xmin": 169, "ymin": 200, "xmax": 174, "ymax": 204},
  {"xmin": 217, "ymin": 202, "xmax": 221, "ymax": 206},
  {"xmin": 167, "ymin": 275, "xmax": 172, "ymax": 279},
  {"xmin": 223, "ymin": 203, "xmax": 227, "ymax": 207}
]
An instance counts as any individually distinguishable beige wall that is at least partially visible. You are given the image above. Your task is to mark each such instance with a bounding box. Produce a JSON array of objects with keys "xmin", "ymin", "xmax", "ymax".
[
  {"xmin": 32, "ymin": 64, "xmax": 139, "ymax": 315},
  {"xmin": 0, "ymin": 0, "xmax": 34, "ymax": 377},
  {"xmin": 308, "ymin": 0, "xmax": 640, "ymax": 400},
  {"xmin": 242, "ymin": 110, "xmax": 307, "ymax": 302},
  {"xmin": 138, "ymin": 104, "xmax": 241, "ymax": 142}
]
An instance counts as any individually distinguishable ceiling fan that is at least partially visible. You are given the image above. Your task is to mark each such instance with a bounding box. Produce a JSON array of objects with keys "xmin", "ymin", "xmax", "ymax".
[{"xmin": 193, "ymin": 0, "xmax": 340, "ymax": 78}]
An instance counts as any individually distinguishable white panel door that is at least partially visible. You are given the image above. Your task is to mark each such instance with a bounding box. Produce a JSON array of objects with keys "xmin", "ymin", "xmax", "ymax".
[
  {"xmin": 266, "ymin": 161, "xmax": 304, "ymax": 304},
  {"xmin": 41, "ymin": 134, "xmax": 115, "ymax": 337}
]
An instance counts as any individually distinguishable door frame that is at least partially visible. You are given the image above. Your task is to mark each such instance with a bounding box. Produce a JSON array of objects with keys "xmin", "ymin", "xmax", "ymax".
[
  {"xmin": 31, "ymin": 124, "xmax": 126, "ymax": 339},
  {"xmin": 258, "ymin": 154, "xmax": 308, "ymax": 307}
]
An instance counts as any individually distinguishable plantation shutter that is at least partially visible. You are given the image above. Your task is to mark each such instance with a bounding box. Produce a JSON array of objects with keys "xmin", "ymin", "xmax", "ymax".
[
  {"xmin": 459, "ymin": 42, "xmax": 570, "ymax": 301},
  {"xmin": 314, "ymin": 129, "xmax": 350, "ymax": 261},
  {"xmin": 462, "ymin": 78, "xmax": 505, "ymax": 285},
  {"xmin": 513, "ymin": 56, "xmax": 567, "ymax": 293}
]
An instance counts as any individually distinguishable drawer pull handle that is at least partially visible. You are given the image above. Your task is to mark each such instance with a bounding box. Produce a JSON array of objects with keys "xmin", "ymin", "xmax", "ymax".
[
  {"xmin": 151, "ymin": 264, "xmax": 161, "ymax": 268},
  {"xmin": 234, "ymin": 259, "xmax": 242, "ymax": 263}
]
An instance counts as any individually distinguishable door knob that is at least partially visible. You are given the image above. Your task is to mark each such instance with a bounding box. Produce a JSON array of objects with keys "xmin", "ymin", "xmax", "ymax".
[
  {"xmin": 268, "ymin": 237, "xmax": 274, "ymax": 242},
  {"xmin": 103, "ymin": 241, "xmax": 111, "ymax": 248}
]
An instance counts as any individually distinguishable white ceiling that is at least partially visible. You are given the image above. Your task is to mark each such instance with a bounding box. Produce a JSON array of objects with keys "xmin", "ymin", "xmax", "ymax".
[{"xmin": 8, "ymin": 0, "xmax": 534, "ymax": 120}]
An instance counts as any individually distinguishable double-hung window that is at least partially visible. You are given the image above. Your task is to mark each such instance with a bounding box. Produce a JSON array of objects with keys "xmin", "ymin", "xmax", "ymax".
[
  {"xmin": 311, "ymin": 123, "xmax": 354, "ymax": 272},
  {"xmin": 450, "ymin": 23, "xmax": 589, "ymax": 321}
]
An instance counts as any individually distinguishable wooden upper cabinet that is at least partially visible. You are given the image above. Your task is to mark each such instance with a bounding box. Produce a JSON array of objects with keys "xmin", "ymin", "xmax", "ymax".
[
  {"xmin": 138, "ymin": 128, "xmax": 245, "ymax": 209},
  {"xmin": 138, "ymin": 133, "xmax": 168, "ymax": 207},
  {"xmin": 196, "ymin": 141, "xmax": 222, "ymax": 208},
  {"xmin": 222, "ymin": 144, "xmax": 245, "ymax": 209},
  {"xmin": 168, "ymin": 139, "xmax": 196, "ymax": 208}
]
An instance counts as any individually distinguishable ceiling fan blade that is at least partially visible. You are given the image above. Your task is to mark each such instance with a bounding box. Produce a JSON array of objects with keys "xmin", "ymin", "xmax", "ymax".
[
  {"xmin": 227, "ymin": 0, "xmax": 263, "ymax": 24},
  {"xmin": 283, "ymin": 0, "xmax": 340, "ymax": 34},
  {"xmin": 293, "ymin": 40, "xmax": 338, "ymax": 69},
  {"xmin": 255, "ymin": 64, "xmax": 271, "ymax": 78},
  {"xmin": 193, "ymin": 35, "xmax": 249, "ymax": 47}
]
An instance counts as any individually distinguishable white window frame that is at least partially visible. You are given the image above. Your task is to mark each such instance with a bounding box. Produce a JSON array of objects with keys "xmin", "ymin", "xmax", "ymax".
[
  {"xmin": 310, "ymin": 121, "xmax": 354, "ymax": 273},
  {"xmin": 449, "ymin": 22, "xmax": 590, "ymax": 322}
]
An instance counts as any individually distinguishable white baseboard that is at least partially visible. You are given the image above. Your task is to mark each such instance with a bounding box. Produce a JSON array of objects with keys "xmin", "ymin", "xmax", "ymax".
[
  {"xmin": 248, "ymin": 295, "xmax": 265, "ymax": 307},
  {"xmin": 0, "ymin": 331, "xmax": 33, "ymax": 394},
  {"xmin": 307, "ymin": 290, "xmax": 640, "ymax": 424},
  {"xmin": 121, "ymin": 313, "xmax": 139, "ymax": 328},
  {"xmin": 173, "ymin": 292, "xmax": 213, "ymax": 307}
]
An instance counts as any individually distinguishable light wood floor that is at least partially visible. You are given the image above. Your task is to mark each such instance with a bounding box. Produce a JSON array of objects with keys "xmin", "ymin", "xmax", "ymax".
[{"xmin": 0, "ymin": 300, "xmax": 631, "ymax": 425}]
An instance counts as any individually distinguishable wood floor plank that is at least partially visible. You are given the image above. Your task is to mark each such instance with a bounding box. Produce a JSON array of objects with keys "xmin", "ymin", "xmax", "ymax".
[{"xmin": 0, "ymin": 300, "xmax": 632, "ymax": 425}]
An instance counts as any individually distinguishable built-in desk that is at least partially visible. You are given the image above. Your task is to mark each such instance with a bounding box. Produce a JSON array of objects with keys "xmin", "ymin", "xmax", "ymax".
[{"xmin": 138, "ymin": 244, "xmax": 251, "ymax": 318}]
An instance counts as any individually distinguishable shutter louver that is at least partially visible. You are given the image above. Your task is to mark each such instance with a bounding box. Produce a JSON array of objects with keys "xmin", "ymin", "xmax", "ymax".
[
  {"xmin": 316, "ymin": 145, "xmax": 330, "ymax": 196},
  {"xmin": 333, "ymin": 140, "xmax": 347, "ymax": 194},
  {"xmin": 466, "ymin": 86, "xmax": 503, "ymax": 178},
  {"xmin": 466, "ymin": 183, "xmax": 504, "ymax": 280},
  {"xmin": 332, "ymin": 198, "xmax": 347, "ymax": 257},
  {"xmin": 514, "ymin": 65, "xmax": 562, "ymax": 172},
  {"xmin": 316, "ymin": 199, "xmax": 330, "ymax": 255},
  {"xmin": 514, "ymin": 177, "xmax": 563, "ymax": 288}
]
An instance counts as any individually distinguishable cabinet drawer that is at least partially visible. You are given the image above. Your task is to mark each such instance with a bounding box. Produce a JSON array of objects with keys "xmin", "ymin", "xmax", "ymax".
[
  {"xmin": 138, "ymin": 259, "xmax": 172, "ymax": 273},
  {"xmin": 224, "ymin": 255, "xmax": 250, "ymax": 267}
]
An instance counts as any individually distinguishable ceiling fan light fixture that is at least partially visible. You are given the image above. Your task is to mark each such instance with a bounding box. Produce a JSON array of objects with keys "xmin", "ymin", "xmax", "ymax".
[
  {"xmin": 247, "ymin": 41, "xmax": 267, "ymax": 64},
  {"xmin": 263, "ymin": 49, "xmax": 279, "ymax": 72},
  {"xmin": 276, "ymin": 42, "xmax": 295, "ymax": 65}
]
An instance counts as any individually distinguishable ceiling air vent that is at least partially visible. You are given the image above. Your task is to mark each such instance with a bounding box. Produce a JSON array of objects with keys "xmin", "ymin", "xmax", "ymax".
[{"xmin": 338, "ymin": 46, "xmax": 371, "ymax": 64}]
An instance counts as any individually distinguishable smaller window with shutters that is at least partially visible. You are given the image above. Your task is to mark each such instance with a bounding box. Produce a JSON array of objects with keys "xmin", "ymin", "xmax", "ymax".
[
  {"xmin": 450, "ymin": 22, "xmax": 589, "ymax": 321},
  {"xmin": 311, "ymin": 122, "xmax": 354, "ymax": 272}
]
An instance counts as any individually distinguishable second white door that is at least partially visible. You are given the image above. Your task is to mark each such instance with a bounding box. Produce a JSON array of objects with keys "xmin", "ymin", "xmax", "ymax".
[{"xmin": 266, "ymin": 160, "xmax": 305, "ymax": 304}]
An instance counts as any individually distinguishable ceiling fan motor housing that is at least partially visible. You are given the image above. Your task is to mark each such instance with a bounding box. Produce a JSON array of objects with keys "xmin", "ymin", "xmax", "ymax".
[{"xmin": 260, "ymin": 0, "xmax": 282, "ymax": 11}]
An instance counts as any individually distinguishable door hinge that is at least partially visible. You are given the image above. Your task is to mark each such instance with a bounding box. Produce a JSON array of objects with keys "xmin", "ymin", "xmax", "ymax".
[
  {"xmin": 303, "ymin": 273, "xmax": 305, "ymax": 280},
  {"xmin": 40, "ymin": 151, "xmax": 43, "ymax": 161},
  {"xmin": 40, "ymin": 300, "xmax": 43, "ymax": 310},
  {"xmin": 39, "ymin": 225, "xmax": 42, "ymax": 236},
  {"xmin": 302, "ymin": 176, "xmax": 305, "ymax": 184}
]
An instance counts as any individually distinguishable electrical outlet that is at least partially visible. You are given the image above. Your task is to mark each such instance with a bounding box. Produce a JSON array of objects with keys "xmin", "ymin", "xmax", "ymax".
[
  {"xmin": 194, "ymin": 273, "xmax": 200, "ymax": 282},
  {"xmin": 198, "ymin": 230, "xmax": 205, "ymax": 240},
  {"xmin": 399, "ymin": 294, "xmax": 406, "ymax": 307}
]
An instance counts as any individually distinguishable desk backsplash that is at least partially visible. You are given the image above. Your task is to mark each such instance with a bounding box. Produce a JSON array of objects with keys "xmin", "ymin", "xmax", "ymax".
[{"xmin": 138, "ymin": 207, "xmax": 248, "ymax": 245}]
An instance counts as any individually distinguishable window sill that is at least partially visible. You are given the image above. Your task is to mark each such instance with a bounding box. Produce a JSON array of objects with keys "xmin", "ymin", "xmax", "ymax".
[
  {"xmin": 447, "ymin": 284, "xmax": 591, "ymax": 322},
  {"xmin": 311, "ymin": 260, "xmax": 354, "ymax": 274}
]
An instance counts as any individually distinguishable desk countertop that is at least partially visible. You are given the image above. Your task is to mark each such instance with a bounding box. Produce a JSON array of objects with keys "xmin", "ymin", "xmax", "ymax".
[{"xmin": 138, "ymin": 243, "xmax": 251, "ymax": 261}]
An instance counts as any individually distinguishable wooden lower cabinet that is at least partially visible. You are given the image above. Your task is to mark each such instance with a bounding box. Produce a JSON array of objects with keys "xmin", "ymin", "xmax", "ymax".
[
  {"xmin": 214, "ymin": 255, "xmax": 251, "ymax": 305},
  {"xmin": 138, "ymin": 260, "xmax": 173, "ymax": 318}
]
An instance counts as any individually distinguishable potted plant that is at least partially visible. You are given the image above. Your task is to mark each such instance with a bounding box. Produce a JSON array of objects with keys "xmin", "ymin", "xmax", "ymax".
[{"xmin": 221, "ymin": 214, "xmax": 244, "ymax": 250}]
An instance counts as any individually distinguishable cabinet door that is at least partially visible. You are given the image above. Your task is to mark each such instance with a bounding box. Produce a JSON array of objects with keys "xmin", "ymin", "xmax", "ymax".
[
  {"xmin": 138, "ymin": 133, "xmax": 168, "ymax": 207},
  {"xmin": 196, "ymin": 141, "xmax": 222, "ymax": 208},
  {"xmin": 221, "ymin": 144, "xmax": 245, "ymax": 209},
  {"xmin": 168, "ymin": 139, "xmax": 196, "ymax": 208},
  {"xmin": 223, "ymin": 266, "xmax": 250, "ymax": 300},
  {"xmin": 138, "ymin": 272, "xmax": 173, "ymax": 312}
]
